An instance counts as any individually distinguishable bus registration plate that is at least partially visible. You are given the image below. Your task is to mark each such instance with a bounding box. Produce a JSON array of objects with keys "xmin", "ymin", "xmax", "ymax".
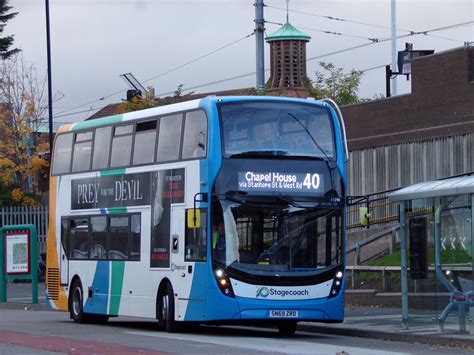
[{"xmin": 269, "ymin": 310, "xmax": 298, "ymax": 318}]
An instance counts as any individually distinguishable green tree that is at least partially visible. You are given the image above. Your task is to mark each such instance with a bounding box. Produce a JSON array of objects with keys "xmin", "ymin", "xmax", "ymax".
[
  {"xmin": 306, "ymin": 62, "xmax": 363, "ymax": 106},
  {"xmin": 0, "ymin": 0, "xmax": 19, "ymax": 59}
]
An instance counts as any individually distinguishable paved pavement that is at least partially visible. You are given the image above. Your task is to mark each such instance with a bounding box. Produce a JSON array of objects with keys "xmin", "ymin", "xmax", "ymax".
[{"xmin": 1, "ymin": 282, "xmax": 473, "ymax": 349}]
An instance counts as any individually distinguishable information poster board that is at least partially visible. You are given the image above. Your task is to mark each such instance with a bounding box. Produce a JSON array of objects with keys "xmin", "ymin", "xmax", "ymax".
[{"xmin": 5, "ymin": 232, "xmax": 30, "ymax": 274}]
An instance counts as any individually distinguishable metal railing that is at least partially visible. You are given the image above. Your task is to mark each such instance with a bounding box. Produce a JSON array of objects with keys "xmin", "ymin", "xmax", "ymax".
[
  {"xmin": 346, "ymin": 224, "xmax": 400, "ymax": 265},
  {"xmin": 346, "ymin": 265, "xmax": 472, "ymax": 292},
  {"xmin": 0, "ymin": 206, "xmax": 48, "ymax": 255}
]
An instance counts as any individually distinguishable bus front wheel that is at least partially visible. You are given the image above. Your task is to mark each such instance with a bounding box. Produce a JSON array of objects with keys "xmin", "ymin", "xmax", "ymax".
[
  {"xmin": 69, "ymin": 279, "xmax": 108, "ymax": 324},
  {"xmin": 160, "ymin": 284, "xmax": 179, "ymax": 333},
  {"xmin": 278, "ymin": 321, "xmax": 297, "ymax": 336},
  {"xmin": 70, "ymin": 279, "xmax": 86, "ymax": 323}
]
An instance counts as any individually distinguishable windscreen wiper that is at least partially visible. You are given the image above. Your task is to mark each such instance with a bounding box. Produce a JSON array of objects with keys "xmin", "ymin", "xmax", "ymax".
[
  {"xmin": 275, "ymin": 195, "xmax": 304, "ymax": 208},
  {"xmin": 287, "ymin": 113, "xmax": 335, "ymax": 163},
  {"xmin": 229, "ymin": 150, "xmax": 289, "ymax": 158}
]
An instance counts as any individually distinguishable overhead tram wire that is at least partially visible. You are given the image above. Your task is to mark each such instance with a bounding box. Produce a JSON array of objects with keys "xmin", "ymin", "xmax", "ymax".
[
  {"xmin": 266, "ymin": 20, "xmax": 377, "ymax": 42},
  {"xmin": 158, "ymin": 20, "xmax": 474, "ymax": 97},
  {"xmin": 306, "ymin": 20, "xmax": 474, "ymax": 63},
  {"xmin": 424, "ymin": 34, "xmax": 465, "ymax": 44},
  {"xmin": 53, "ymin": 21, "xmax": 473, "ymax": 120},
  {"xmin": 141, "ymin": 32, "xmax": 255, "ymax": 85},
  {"xmin": 265, "ymin": 4, "xmax": 413, "ymax": 33},
  {"xmin": 53, "ymin": 32, "xmax": 255, "ymax": 117}
]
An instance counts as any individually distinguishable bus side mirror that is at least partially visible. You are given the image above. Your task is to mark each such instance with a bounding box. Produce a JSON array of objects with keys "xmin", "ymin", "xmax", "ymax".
[
  {"xmin": 359, "ymin": 207, "xmax": 371, "ymax": 227},
  {"xmin": 187, "ymin": 209, "xmax": 201, "ymax": 229}
]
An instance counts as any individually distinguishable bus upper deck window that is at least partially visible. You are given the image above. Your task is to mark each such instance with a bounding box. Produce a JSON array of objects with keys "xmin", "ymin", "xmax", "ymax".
[
  {"xmin": 182, "ymin": 111, "xmax": 207, "ymax": 159},
  {"xmin": 110, "ymin": 124, "xmax": 133, "ymax": 168},
  {"xmin": 133, "ymin": 120, "xmax": 157, "ymax": 165},
  {"xmin": 92, "ymin": 126, "xmax": 112, "ymax": 170},
  {"xmin": 72, "ymin": 131, "xmax": 93, "ymax": 172},
  {"xmin": 156, "ymin": 114, "xmax": 183, "ymax": 162},
  {"xmin": 52, "ymin": 133, "xmax": 74, "ymax": 175}
]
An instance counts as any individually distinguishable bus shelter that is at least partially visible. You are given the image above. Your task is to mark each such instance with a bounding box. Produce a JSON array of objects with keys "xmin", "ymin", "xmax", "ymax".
[{"xmin": 389, "ymin": 176, "xmax": 473, "ymax": 334}]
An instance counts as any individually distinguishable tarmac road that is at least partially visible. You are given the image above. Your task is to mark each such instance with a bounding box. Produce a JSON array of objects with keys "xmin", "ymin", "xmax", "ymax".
[{"xmin": 0, "ymin": 307, "xmax": 472, "ymax": 355}]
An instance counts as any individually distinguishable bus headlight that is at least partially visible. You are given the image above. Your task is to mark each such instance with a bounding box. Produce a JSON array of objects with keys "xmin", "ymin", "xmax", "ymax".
[
  {"xmin": 329, "ymin": 269, "xmax": 344, "ymax": 299},
  {"xmin": 214, "ymin": 267, "xmax": 234, "ymax": 298}
]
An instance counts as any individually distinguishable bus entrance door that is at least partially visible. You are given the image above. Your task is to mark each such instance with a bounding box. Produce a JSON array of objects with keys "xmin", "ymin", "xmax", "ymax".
[
  {"xmin": 59, "ymin": 220, "xmax": 69, "ymax": 285},
  {"xmin": 60, "ymin": 245, "xmax": 68, "ymax": 286},
  {"xmin": 171, "ymin": 207, "xmax": 185, "ymax": 261}
]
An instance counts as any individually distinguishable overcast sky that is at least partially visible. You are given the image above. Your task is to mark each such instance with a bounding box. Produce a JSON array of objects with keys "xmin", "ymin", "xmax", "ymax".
[{"xmin": 6, "ymin": 0, "xmax": 474, "ymax": 122}]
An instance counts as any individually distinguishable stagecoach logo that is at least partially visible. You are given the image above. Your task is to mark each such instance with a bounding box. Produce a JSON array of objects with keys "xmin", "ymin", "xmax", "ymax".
[
  {"xmin": 256, "ymin": 287, "xmax": 270, "ymax": 298},
  {"xmin": 256, "ymin": 287, "xmax": 310, "ymax": 299}
]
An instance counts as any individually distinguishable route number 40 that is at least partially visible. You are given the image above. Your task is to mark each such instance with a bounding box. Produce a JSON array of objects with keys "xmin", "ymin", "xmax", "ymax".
[{"xmin": 303, "ymin": 173, "xmax": 320, "ymax": 190}]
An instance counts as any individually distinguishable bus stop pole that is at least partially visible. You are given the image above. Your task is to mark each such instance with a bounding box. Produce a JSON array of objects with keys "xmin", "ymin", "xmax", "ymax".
[
  {"xmin": 471, "ymin": 194, "xmax": 474, "ymax": 335},
  {"xmin": 30, "ymin": 226, "xmax": 38, "ymax": 304},
  {"xmin": 399, "ymin": 201, "xmax": 409, "ymax": 329},
  {"xmin": 0, "ymin": 227, "xmax": 6, "ymax": 302}
]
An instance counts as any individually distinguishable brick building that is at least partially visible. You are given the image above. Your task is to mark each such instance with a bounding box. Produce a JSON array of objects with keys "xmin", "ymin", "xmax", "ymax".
[{"xmin": 342, "ymin": 46, "xmax": 474, "ymax": 196}]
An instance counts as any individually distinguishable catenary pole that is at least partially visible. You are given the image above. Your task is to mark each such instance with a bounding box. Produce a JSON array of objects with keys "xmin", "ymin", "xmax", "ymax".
[
  {"xmin": 255, "ymin": 0, "xmax": 265, "ymax": 93},
  {"xmin": 45, "ymin": 0, "xmax": 54, "ymax": 155},
  {"xmin": 391, "ymin": 0, "xmax": 398, "ymax": 95}
]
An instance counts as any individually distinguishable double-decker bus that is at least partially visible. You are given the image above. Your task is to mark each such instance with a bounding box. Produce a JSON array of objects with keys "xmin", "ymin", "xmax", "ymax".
[{"xmin": 46, "ymin": 96, "xmax": 348, "ymax": 335}]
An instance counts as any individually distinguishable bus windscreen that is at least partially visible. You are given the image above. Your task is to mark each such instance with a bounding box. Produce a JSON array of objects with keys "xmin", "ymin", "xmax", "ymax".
[{"xmin": 219, "ymin": 101, "xmax": 336, "ymax": 160}]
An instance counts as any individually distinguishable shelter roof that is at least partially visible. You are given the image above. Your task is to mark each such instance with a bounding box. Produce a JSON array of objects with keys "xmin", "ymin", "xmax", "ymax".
[{"xmin": 389, "ymin": 176, "xmax": 474, "ymax": 201}]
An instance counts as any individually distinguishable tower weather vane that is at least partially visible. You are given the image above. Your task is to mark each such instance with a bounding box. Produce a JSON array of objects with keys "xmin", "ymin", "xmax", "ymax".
[{"xmin": 286, "ymin": 0, "xmax": 290, "ymax": 22}]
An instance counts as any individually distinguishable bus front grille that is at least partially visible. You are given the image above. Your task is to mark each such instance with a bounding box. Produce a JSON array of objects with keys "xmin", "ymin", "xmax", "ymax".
[{"xmin": 47, "ymin": 268, "xmax": 59, "ymax": 300}]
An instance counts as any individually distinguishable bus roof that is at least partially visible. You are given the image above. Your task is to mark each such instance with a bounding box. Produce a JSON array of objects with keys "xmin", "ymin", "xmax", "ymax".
[{"xmin": 61, "ymin": 96, "xmax": 327, "ymax": 133}]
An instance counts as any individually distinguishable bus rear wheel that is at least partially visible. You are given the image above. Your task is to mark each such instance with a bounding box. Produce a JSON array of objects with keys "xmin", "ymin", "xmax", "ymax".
[
  {"xmin": 160, "ymin": 284, "xmax": 179, "ymax": 333},
  {"xmin": 278, "ymin": 321, "xmax": 297, "ymax": 336}
]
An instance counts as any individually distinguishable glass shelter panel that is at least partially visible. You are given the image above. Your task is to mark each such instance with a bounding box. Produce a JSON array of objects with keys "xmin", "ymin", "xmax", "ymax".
[{"xmin": 405, "ymin": 195, "xmax": 473, "ymax": 334}]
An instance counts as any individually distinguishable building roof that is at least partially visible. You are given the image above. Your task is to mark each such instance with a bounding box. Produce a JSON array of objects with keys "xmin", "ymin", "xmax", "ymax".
[
  {"xmin": 88, "ymin": 103, "xmax": 124, "ymax": 120},
  {"xmin": 266, "ymin": 21, "xmax": 311, "ymax": 42},
  {"xmin": 389, "ymin": 175, "xmax": 474, "ymax": 201},
  {"xmin": 87, "ymin": 87, "xmax": 256, "ymax": 120},
  {"xmin": 35, "ymin": 122, "xmax": 62, "ymax": 134}
]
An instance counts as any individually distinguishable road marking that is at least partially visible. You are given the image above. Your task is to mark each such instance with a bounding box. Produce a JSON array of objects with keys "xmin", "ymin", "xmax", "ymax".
[
  {"xmin": 343, "ymin": 314, "xmax": 402, "ymax": 321},
  {"xmin": 125, "ymin": 330, "xmax": 404, "ymax": 354}
]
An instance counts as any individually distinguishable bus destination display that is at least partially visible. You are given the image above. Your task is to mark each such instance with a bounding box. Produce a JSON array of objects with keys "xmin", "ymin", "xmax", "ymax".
[{"xmin": 238, "ymin": 171, "xmax": 324, "ymax": 194}]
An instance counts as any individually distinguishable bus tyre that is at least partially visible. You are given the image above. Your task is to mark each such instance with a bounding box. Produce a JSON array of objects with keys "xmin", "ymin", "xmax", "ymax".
[
  {"xmin": 70, "ymin": 280, "xmax": 86, "ymax": 323},
  {"xmin": 161, "ymin": 284, "xmax": 179, "ymax": 333},
  {"xmin": 278, "ymin": 321, "xmax": 297, "ymax": 336},
  {"xmin": 69, "ymin": 279, "xmax": 109, "ymax": 324}
]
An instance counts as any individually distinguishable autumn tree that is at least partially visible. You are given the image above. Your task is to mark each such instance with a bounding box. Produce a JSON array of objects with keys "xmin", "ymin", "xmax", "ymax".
[
  {"xmin": 118, "ymin": 87, "xmax": 158, "ymax": 113},
  {"xmin": 0, "ymin": 0, "xmax": 19, "ymax": 59},
  {"xmin": 306, "ymin": 62, "xmax": 363, "ymax": 106},
  {"xmin": 0, "ymin": 52, "xmax": 50, "ymax": 206}
]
